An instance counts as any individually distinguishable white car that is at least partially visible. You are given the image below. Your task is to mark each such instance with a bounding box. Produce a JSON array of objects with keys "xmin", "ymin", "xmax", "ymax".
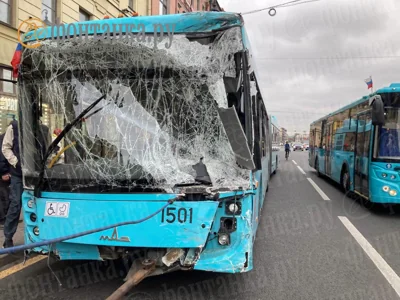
[{"xmin": 293, "ymin": 144, "xmax": 304, "ymax": 151}]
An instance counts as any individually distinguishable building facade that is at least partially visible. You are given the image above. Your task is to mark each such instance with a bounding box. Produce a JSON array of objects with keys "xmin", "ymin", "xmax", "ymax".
[
  {"xmin": 280, "ymin": 127, "xmax": 288, "ymax": 143},
  {"xmin": 153, "ymin": 0, "xmax": 221, "ymax": 15}
]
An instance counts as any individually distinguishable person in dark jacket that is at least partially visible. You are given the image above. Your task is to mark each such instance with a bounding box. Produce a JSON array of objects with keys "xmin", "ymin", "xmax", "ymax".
[
  {"xmin": 2, "ymin": 120, "xmax": 22, "ymax": 248},
  {"xmin": 0, "ymin": 133, "xmax": 10, "ymax": 229}
]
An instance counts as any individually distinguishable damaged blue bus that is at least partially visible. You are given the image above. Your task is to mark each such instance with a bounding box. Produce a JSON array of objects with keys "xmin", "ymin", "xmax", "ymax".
[{"xmin": 18, "ymin": 12, "xmax": 272, "ymax": 290}]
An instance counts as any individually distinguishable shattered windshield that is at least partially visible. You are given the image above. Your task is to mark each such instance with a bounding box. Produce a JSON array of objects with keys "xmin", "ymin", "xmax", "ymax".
[{"xmin": 19, "ymin": 27, "xmax": 250, "ymax": 192}]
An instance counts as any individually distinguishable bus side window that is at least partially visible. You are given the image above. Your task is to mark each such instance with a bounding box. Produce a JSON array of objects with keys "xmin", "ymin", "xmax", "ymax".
[
  {"xmin": 343, "ymin": 132, "xmax": 355, "ymax": 151},
  {"xmin": 321, "ymin": 121, "xmax": 327, "ymax": 149}
]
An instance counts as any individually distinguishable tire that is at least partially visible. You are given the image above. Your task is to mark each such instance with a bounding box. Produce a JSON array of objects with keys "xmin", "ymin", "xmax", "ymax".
[{"xmin": 341, "ymin": 166, "xmax": 350, "ymax": 193}]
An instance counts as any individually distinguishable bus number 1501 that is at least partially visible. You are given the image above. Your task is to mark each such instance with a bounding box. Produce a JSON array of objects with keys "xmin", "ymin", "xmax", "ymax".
[{"xmin": 161, "ymin": 207, "xmax": 193, "ymax": 224}]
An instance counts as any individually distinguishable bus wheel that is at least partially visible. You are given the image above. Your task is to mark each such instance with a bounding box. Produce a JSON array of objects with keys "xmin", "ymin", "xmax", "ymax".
[{"xmin": 341, "ymin": 167, "xmax": 350, "ymax": 193}]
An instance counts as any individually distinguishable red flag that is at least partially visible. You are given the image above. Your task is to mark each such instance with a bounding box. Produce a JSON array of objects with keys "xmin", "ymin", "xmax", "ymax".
[{"xmin": 10, "ymin": 43, "xmax": 22, "ymax": 78}]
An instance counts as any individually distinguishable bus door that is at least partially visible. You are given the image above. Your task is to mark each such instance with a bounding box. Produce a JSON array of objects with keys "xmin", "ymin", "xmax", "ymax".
[
  {"xmin": 309, "ymin": 128, "xmax": 316, "ymax": 167},
  {"xmin": 354, "ymin": 112, "xmax": 371, "ymax": 197},
  {"xmin": 325, "ymin": 122, "xmax": 333, "ymax": 176}
]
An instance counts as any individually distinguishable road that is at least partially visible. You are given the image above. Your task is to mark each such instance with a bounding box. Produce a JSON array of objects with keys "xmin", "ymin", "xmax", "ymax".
[{"xmin": 1, "ymin": 150, "xmax": 400, "ymax": 300}]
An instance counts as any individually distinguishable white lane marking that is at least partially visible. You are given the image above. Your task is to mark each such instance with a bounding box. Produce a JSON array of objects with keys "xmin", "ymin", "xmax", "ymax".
[
  {"xmin": 338, "ymin": 216, "xmax": 400, "ymax": 297},
  {"xmin": 307, "ymin": 178, "xmax": 330, "ymax": 200},
  {"xmin": 292, "ymin": 160, "xmax": 297, "ymax": 165},
  {"xmin": 297, "ymin": 166, "xmax": 306, "ymax": 175}
]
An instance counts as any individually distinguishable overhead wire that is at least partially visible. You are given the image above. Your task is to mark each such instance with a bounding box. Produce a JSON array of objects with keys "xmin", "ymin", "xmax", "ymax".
[
  {"xmin": 241, "ymin": 0, "xmax": 321, "ymax": 15},
  {"xmin": 258, "ymin": 56, "xmax": 400, "ymax": 60}
]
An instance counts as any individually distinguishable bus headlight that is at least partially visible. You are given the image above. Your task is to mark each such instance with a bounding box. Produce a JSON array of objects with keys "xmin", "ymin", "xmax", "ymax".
[
  {"xmin": 383, "ymin": 186, "xmax": 390, "ymax": 192},
  {"xmin": 228, "ymin": 203, "xmax": 239, "ymax": 214},
  {"xmin": 225, "ymin": 202, "xmax": 241, "ymax": 215},
  {"xmin": 218, "ymin": 233, "xmax": 230, "ymax": 246},
  {"xmin": 27, "ymin": 199, "xmax": 34, "ymax": 208},
  {"xmin": 33, "ymin": 226, "xmax": 39, "ymax": 236},
  {"xmin": 389, "ymin": 190, "xmax": 397, "ymax": 196},
  {"xmin": 391, "ymin": 175, "xmax": 396, "ymax": 180},
  {"xmin": 382, "ymin": 173, "xmax": 387, "ymax": 178}
]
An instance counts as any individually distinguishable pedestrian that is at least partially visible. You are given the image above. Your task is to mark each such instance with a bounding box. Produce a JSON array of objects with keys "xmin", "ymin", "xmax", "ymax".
[
  {"xmin": 0, "ymin": 132, "xmax": 10, "ymax": 229},
  {"xmin": 2, "ymin": 120, "xmax": 23, "ymax": 248}
]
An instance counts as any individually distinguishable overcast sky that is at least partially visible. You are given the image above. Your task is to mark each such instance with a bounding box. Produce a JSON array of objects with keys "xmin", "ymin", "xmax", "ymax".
[{"xmin": 219, "ymin": 0, "xmax": 400, "ymax": 134}]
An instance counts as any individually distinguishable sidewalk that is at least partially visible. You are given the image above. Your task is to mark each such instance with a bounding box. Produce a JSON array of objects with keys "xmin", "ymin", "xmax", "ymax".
[
  {"xmin": 0, "ymin": 215, "xmax": 25, "ymax": 262},
  {"xmin": 0, "ymin": 220, "xmax": 25, "ymax": 248}
]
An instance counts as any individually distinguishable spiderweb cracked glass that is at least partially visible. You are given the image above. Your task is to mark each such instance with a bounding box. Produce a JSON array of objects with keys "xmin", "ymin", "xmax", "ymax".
[{"xmin": 19, "ymin": 27, "xmax": 250, "ymax": 192}]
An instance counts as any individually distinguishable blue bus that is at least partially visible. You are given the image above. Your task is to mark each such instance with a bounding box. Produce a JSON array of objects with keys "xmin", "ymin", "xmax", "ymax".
[
  {"xmin": 309, "ymin": 83, "xmax": 400, "ymax": 205},
  {"xmin": 17, "ymin": 12, "xmax": 273, "ymax": 292},
  {"xmin": 270, "ymin": 115, "xmax": 279, "ymax": 175}
]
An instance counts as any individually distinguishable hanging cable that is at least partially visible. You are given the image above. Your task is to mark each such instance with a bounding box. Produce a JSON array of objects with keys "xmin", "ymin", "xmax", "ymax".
[
  {"xmin": 0, "ymin": 197, "xmax": 178, "ymax": 255},
  {"xmin": 242, "ymin": 0, "xmax": 321, "ymax": 16}
]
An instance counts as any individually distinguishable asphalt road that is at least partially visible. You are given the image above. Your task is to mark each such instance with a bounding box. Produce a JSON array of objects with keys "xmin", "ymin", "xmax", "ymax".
[{"xmin": 1, "ymin": 150, "xmax": 400, "ymax": 300}]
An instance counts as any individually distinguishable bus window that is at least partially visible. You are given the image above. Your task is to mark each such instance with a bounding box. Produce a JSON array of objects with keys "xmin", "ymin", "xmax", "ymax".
[
  {"xmin": 343, "ymin": 132, "xmax": 355, "ymax": 151},
  {"xmin": 375, "ymin": 108, "xmax": 400, "ymax": 158},
  {"xmin": 364, "ymin": 113, "xmax": 372, "ymax": 157},
  {"xmin": 334, "ymin": 134, "xmax": 343, "ymax": 151}
]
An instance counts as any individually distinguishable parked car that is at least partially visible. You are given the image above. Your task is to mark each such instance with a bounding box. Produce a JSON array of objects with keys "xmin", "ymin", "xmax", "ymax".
[
  {"xmin": 293, "ymin": 144, "xmax": 304, "ymax": 151},
  {"xmin": 303, "ymin": 144, "xmax": 309, "ymax": 150}
]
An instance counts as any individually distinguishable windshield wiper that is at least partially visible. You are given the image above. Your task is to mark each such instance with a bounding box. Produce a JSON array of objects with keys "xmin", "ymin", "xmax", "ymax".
[{"xmin": 34, "ymin": 94, "xmax": 106, "ymax": 197}]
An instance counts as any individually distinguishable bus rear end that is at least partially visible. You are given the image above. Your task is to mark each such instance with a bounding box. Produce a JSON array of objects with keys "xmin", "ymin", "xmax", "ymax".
[{"xmin": 18, "ymin": 12, "xmax": 268, "ymax": 276}]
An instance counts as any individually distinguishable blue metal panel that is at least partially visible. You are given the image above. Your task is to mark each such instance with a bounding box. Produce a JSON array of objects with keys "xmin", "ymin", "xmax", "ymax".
[
  {"xmin": 370, "ymin": 162, "xmax": 400, "ymax": 204},
  {"xmin": 29, "ymin": 195, "xmax": 219, "ymax": 248},
  {"xmin": 330, "ymin": 151, "xmax": 354, "ymax": 184},
  {"xmin": 271, "ymin": 150, "xmax": 279, "ymax": 175},
  {"xmin": 317, "ymin": 148, "xmax": 325, "ymax": 173},
  {"xmin": 24, "ymin": 12, "xmax": 243, "ymax": 42},
  {"xmin": 194, "ymin": 193, "xmax": 254, "ymax": 273},
  {"xmin": 376, "ymin": 83, "xmax": 400, "ymax": 94},
  {"xmin": 54, "ymin": 242, "xmax": 101, "ymax": 260}
]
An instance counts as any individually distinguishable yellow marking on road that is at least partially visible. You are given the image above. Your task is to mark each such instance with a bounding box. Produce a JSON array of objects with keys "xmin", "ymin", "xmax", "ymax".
[{"xmin": 0, "ymin": 255, "xmax": 47, "ymax": 280}]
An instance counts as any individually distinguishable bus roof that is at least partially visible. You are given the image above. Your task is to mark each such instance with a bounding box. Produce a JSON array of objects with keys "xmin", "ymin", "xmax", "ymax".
[
  {"xmin": 310, "ymin": 83, "xmax": 400, "ymax": 125},
  {"xmin": 24, "ymin": 12, "xmax": 243, "ymax": 42}
]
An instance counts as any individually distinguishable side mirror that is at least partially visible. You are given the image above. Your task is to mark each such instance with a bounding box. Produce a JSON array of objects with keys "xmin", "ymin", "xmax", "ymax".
[{"xmin": 370, "ymin": 95, "xmax": 385, "ymax": 126}]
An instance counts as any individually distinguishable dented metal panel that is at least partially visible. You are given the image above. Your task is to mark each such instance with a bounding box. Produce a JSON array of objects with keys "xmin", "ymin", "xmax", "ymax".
[{"xmin": 194, "ymin": 193, "xmax": 254, "ymax": 273}]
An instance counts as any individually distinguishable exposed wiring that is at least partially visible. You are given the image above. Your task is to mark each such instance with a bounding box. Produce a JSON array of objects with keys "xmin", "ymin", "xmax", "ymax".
[
  {"xmin": 242, "ymin": 0, "xmax": 321, "ymax": 15},
  {"xmin": 0, "ymin": 198, "xmax": 177, "ymax": 255}
]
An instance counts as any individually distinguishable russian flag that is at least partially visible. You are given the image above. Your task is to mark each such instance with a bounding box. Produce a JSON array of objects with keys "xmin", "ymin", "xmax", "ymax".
[
  {"xmin": 364, "ymin": 76, "xmax": 373, "ymax": 89},
  {"xmin": 10, "ymin": 43, "xmax": 22, "ymax": 78}
]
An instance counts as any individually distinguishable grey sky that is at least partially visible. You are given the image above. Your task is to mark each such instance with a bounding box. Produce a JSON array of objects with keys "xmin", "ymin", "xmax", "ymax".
[{"xmin": 219, "ymin": 0, "xmax": 400, "ymax": 134}]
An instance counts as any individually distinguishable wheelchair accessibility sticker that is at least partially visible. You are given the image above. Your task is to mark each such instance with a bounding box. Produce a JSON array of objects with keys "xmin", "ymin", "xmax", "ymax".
[{"xmin": 45, "ymin": 202, "xmax": 70, "ymax": 218}]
